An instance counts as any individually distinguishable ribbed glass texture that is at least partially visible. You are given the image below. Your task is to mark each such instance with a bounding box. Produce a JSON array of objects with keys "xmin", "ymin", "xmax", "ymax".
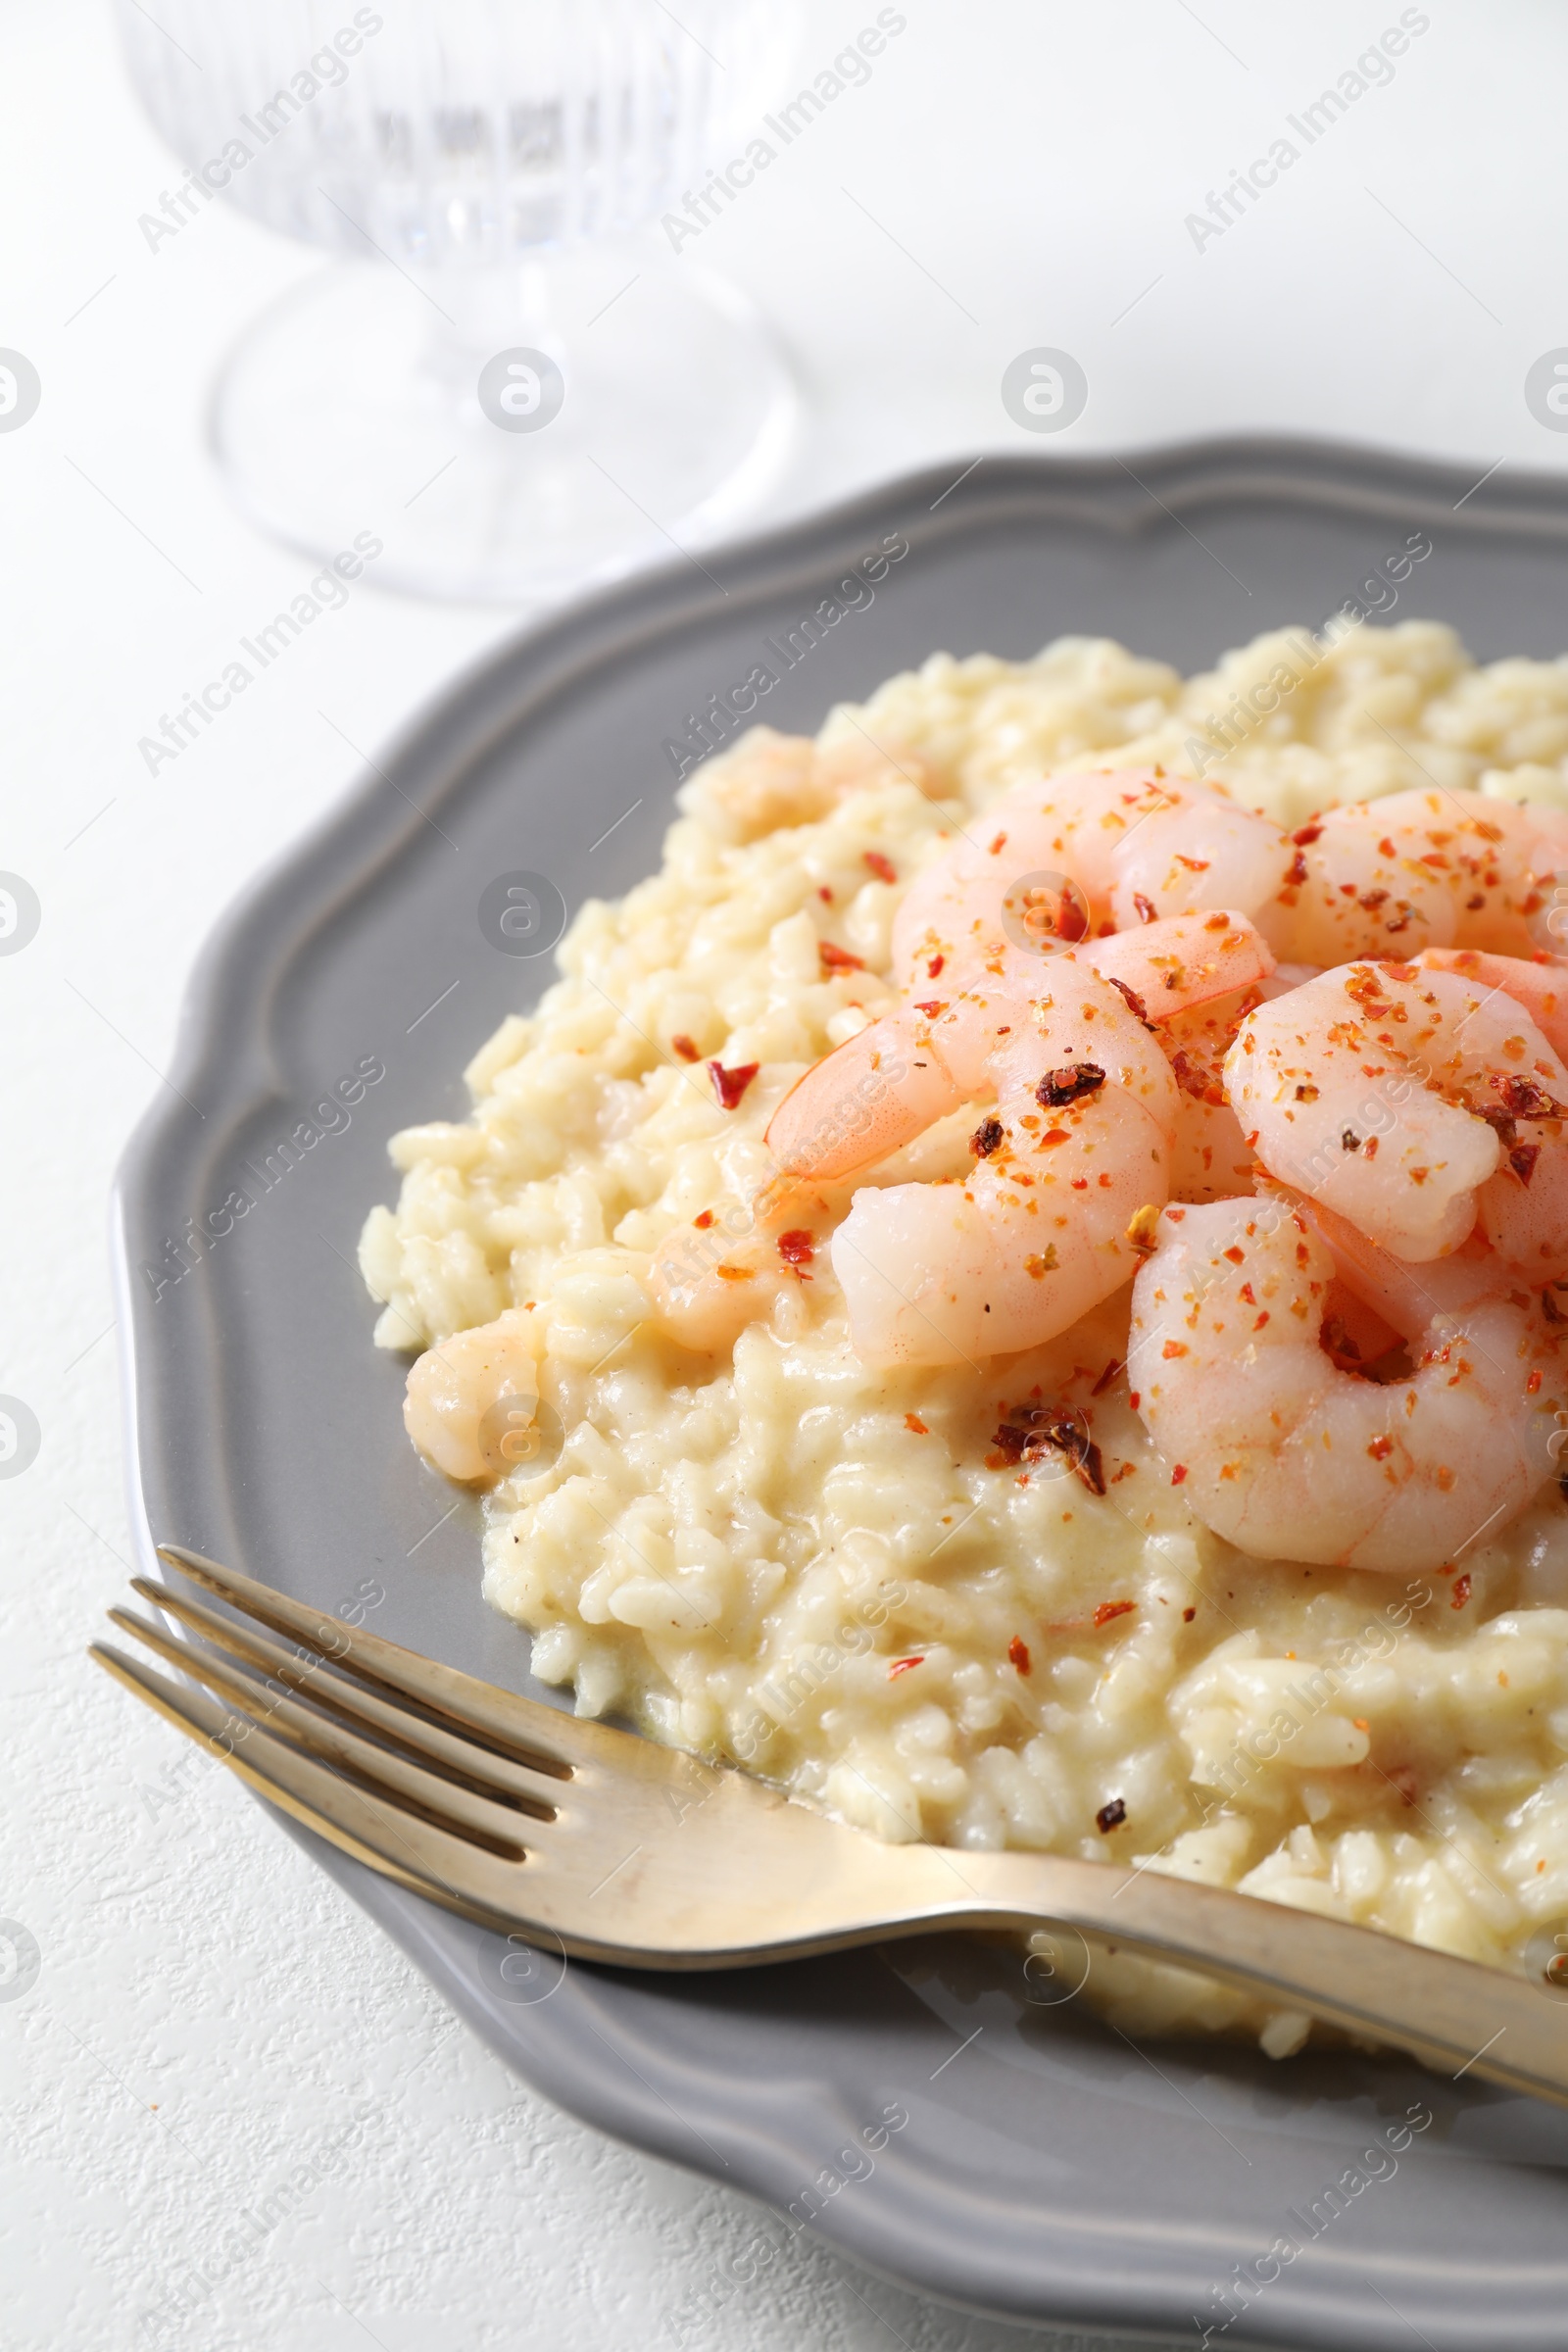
[{"xmin": 118, "ymin": 0, "xmax": 796, "ymax": 260}]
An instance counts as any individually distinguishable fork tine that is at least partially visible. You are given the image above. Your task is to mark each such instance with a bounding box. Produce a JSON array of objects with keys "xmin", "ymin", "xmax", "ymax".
[
  {"xmin": 130, "ymin": 1576, "xmax": 562, "ymax": 1817},
  {"xmin": 107, "ymin": 1604, "xmax": 535, "ymax": 1859},
  {"xmin": 90, "ymin": 1639, "xmax": 536, "ymax": 1927},
  {"xmin": 157, "ymin": 1543, "xmax": 596, "ymax": 1778}
]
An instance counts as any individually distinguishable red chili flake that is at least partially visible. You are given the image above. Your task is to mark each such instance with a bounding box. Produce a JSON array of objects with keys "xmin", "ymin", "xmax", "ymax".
[
  {"xmin": 1105, "ymin": 974, "xmax": 1153, "ymax": 1027},
  {"xmin": 1182, "ymin": 1605, "xmax": 1196, "ymax": 1622},
  {"xmin": 1528, "ymin": 1369, "xmax": 1543, "ymax": 1395},
  {"xmin": 776, "ymin": 1229, "xmax": 814, "ymax": 1267},
  {"xmin": 996, "ymin": 1405, "xmax": 1105, "ymax": 1494},
  {"xmin": 913, "ymin": 999, "xmax": 946, "ymax": 1017},
  {"xmin": 708, "ymin": 1059, "xmax": 760, "ymax": 1109},
  {"xmin": 1162, "ymin": 1341, "xmax": 1188, "ymax": 1359},
  {"xmin": 863, "ymin": 850, "xmax": 896, "ymax": 884},
  {"xmin": 1285, "ymin": 851, "xmax": 1308, "ymax": 887},
  {"xmin": 926, "ymin": 954, "xmax": 945, "ymax": 978},
  {"xmin": 906, "ymin": 1412, "xmax": 929, "ymax": 1435},
  {"xmin": 1511, "ymin": 1143, "xmax": 1542, "ymax": 1187},
  {"xmin": 818, "ymin": 885, "xmax": 833, "ymax": 903},
  {"xmin": 989, "ymin": 831, "xmax": 1007, "ymax": 856},
  {"xmin": 888, "ymin": 1655, "xmax": 923, "ymax": 1678},
  {"xmin": 1451, "ymin": 1573, "xmax": 1472, "ymax": 1611},
  {"xmin": 693, "ymin": 1210, "xmax": 715, "ymax": 1229},
  {"xmin": 1128, "ymin": 1392, "xmax": 1141, "ymax": 1409},
  {"xmin": 1171, "ymin": 1463, "xmax": 1189, "ymax": 1485},
  {"xmin": 1367, "ymin": 1434, "xmax": 1394, "ymax": 1460},
  {"xmin": 1036, "ymin": 1062, "xmax": 1105, "ymax": 1108},
  {"xmin": 671, "ymin": 1034, "xmax": 701, "ymax": 1062},
  {"xmin": 1008, "ymin": 1636, "xmax": 1032, "ymax": 1675},
  {"xmin": 819, "ymin": 941, "xmax": 864, "ymax": 973},
  {"xmin": 1293, "ymin": 822, "xmax": 1324, "ymax": 846},
  {"xmin": 1132, "ymin": 892, "xmax": 1158, "ymax": 925},
  {"xmin": 1494, "ymin": 1071, "xmax": 1562, "ymax": 1118},
  {"xmin": 1093, "ymin": 1600, "xmax": 1135, "ymax": 1629},
  {"xmin": 971, "ymin": 1115, "xmax": 1006, "ymax": 1157},
  {"xmin": 1091, "ymin": 1357, "xmax": 1123, "ymax": 1396},
  {"xmin": 1096, "ymin": 1797, "xmax": 1127, "ymax": 1833}
]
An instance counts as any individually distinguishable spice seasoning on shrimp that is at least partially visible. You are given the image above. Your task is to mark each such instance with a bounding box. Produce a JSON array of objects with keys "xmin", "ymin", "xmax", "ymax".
[
  {"xmin": 970, "ymin": 1115, "xmax": 1005, "ymax": 1157},
  {"xmin": 776, "ymin": 1229, "xmax": 814, "ymax": 1269},
  {"xmin": 1126, "ymin": 1204, "xmax": 1160, "ymax": 1252},
  {"xmin": 766, "ymin": 899, "xmax": 1274, "ymax": 1361},
  {"xmin": 1105, "ymin": 973, "xmax": 1154, "ymax": 1027},
  {"xmin": 1036, "ymin": 1062, "xmax": 1105, "ymax": 1107}
]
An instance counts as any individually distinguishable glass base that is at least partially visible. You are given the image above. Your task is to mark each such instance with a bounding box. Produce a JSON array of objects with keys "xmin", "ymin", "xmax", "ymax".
[{"xmin": 208, "ymin": 248, "xmax": 796, "ymax": 605}]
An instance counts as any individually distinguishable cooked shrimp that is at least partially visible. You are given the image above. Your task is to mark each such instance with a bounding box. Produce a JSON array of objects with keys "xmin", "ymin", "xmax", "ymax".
[
  {"xmin": 1109, "ymin": 787, "xmax": 1298, "ymax": 946},
  {"xmin": 816, "ymin": 914, "xmax": 1274, "ymax": 1366},
  {"xmin": 1148, "ymin": 962, "xmax": 1322, "ymax": 1205},
  {"xmin": 1226, "ymin": 958, "xmax": 1568, "ymax": 1273},
  {"xmin": 1269, "ymin": 789, "xmax": 1568, "ymax": 965},
  {"xmin": 403, "ymin": 1308, "xmax": 542, "ymax": 1484},
  {"xmin": 889, "ymin": 768, "xmax": 1294, "ymax": 985},
  {"xmin": 768, "ymin": 909, "xmax": 1273, "ymax": 1182},
  {"xmin": 646, "ymin": 1173, "xmax": 821, "ymax": 1352},
  {"xmin": 1290, "ymin": 1193, "xmax": 1509, "ymax": 1340},
  {"xmin": 830, "ymin": 1004, "xmax": 1170, "ymax": 1367},
  {"xmin": 1128, "ymin": 1199, "xmax": 1563, "ymax": 1572},
  {"xmin": 1161, "ymin": 995, "xmax": 1261, "ymax": 1202},
  {"xmin": 1418, "ymin": 947, "xmax": 1568, "ymax": 1061}
]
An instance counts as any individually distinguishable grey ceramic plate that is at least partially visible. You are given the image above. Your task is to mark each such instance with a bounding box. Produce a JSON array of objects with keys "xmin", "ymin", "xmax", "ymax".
[{"xmin": 116, "ymin": 441, "xmax": 1568, "ymax": 2350}]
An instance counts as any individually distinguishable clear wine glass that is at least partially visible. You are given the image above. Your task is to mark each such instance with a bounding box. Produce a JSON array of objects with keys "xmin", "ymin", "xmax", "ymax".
[{"xmin": 117, "ymin": 0, "xmax": 803, "ymax": 602}]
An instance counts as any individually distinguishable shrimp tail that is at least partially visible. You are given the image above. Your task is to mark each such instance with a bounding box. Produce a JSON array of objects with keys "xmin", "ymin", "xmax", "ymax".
[{"xmin": 764, "ymin": 1009, "xmax": 960, "ymax": 1179}]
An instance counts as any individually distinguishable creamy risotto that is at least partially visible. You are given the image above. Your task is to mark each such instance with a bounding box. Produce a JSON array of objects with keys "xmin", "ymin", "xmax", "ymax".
[{"xmin": 360, "ymin": 619, "xmax": 1568, "ymax": 2048}]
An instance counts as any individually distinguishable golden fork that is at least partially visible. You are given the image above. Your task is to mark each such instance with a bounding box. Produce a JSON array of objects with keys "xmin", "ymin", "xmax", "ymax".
[{"xmin": 92, "ymin": 1544, "xmax": 1568, "ymax": 2108}]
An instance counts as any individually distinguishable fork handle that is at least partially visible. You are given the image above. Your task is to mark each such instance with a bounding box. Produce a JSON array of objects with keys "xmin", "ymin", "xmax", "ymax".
[{"xmin": 927, "ymin": 1848, "xmax": 1568, "ymax": 2107}]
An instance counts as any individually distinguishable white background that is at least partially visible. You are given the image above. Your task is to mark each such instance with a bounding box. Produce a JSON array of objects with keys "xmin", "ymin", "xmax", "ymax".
[{"xmin": 6, "ymin": 1, "xmax": 1568, "ymax": 2346}]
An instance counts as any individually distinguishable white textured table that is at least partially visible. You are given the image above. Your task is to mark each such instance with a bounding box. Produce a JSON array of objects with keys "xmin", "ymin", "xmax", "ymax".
[{"xmin": 7, "ymin": 2, "xmax": 1568, "ymax": 2344}]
